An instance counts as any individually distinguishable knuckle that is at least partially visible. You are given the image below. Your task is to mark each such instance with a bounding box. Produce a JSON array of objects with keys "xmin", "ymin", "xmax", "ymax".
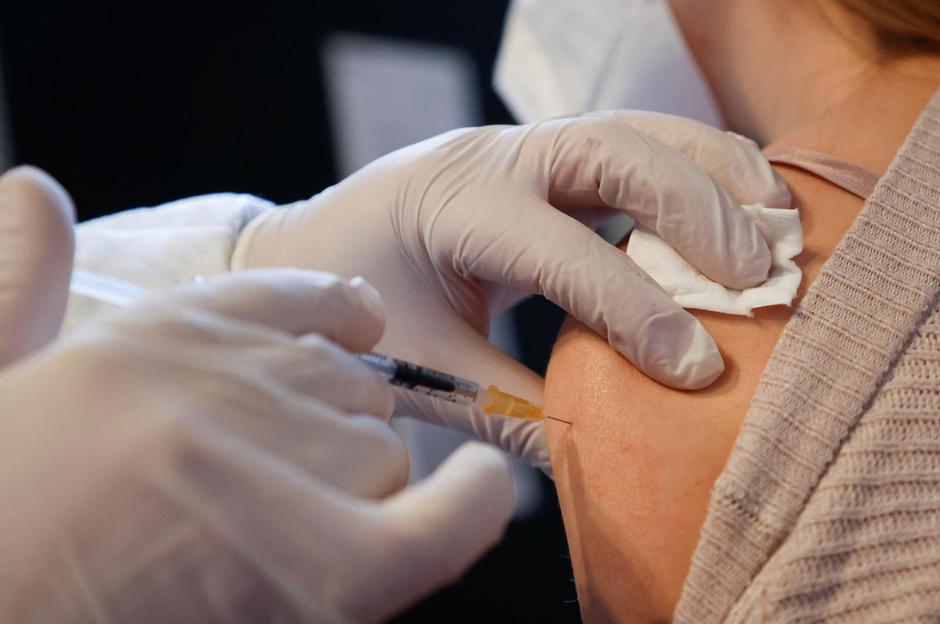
[
  {"xmin": 151, "ymin": 419, "xmax": 216, "ymax": 482},
  {"xmin": 299, "ymin": 333, "xmax": 353, "ymax": 368},
  {"xmin": 567, "ymin": 117, "xmax": 650, "ymax": 159},
  {"xmin": 575, "ymin": 115, "xmax": 623, "ymax": 140}
]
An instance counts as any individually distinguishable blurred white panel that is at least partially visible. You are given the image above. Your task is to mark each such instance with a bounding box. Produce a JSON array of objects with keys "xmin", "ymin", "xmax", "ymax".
[
  {"xmin": 322, "ymin": 32, "xmax": 480, "ymax": 175},
  {"xmin": 323, "ymin": 33, "xmax": 542, "ymax": 517}
]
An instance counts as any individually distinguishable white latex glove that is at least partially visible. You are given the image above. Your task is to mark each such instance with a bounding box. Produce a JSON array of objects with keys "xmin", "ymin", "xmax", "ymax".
[
  {"xmin": 232, "ymin": 111, "xmax": 790, "ymax": 470},
  {"xmin": 0, "ymin": 269, "xmax": 513, "ymax": 624},
  {"xmin": 0, "ymin": 166, "xmax": 75, "ymax": 367}
]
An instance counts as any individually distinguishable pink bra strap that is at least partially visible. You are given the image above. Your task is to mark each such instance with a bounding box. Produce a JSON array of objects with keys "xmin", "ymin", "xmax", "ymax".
[{"xmin": 763, "ymin": 146, "xmax": 881, "ymax": 200}]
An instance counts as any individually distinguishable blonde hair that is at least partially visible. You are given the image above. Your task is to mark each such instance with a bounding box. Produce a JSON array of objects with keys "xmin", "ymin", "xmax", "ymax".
[{"xmin": 835, "ymin": 0, "xmax": 940, "ymax": 54}]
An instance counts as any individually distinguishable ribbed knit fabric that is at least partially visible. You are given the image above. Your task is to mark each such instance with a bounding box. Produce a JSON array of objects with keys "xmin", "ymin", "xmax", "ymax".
[{"xmin": 675, "ymin": 89, "xmax": 940, "ymax": 622}]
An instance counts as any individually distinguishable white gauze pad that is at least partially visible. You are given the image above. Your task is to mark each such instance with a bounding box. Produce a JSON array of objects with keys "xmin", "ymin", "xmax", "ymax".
[{"xmin": 626, "ymin": 204, "xmax": 803, "ymax": 316}]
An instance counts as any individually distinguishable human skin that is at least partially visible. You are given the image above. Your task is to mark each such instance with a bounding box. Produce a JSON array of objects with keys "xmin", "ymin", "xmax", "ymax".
[{"xmin": 543, "ymin": 1, "xmax": 940, "ymax": 621}]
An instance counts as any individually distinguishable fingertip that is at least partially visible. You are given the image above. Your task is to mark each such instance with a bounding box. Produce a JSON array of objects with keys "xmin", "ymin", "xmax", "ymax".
[
  {"xmin": 349, "ymin": 275, "xmax": 386, "ymax": 344},
  {"xmin": 668, "ymin": 321, "xmax": 725, "ymax": 390},
  {"xmin": 329, "ymin": 276, "xmax": 383, "ymax": 353},
  {"xmin": 632, "ymin": 309, "xmax": 725, "ymax": 390},
  {"xmin": 766, "ymin": 169, "xmax": 794, "ymax": 209},
  {"xmin": 725, "ymin": 227, "xmax": 772, "ymax": 290},
  {"xmin": 0, "ymin": 165, "xmax": 76, "ymax": 225},
  {"xmin": 0, "ymin": 166, "xmax": 76, "ymax": 366},
  {"xmin": 706, "ymin": 195, "xmax": 772, "ymax": 290}
]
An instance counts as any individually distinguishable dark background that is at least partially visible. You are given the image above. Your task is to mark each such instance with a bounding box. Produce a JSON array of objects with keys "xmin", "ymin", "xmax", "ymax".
[
  {"xmin": 0, "ymin": 2, "xmax": 576, "ymax": 621},
  {"xmin": 1, "ymin": 0, "xmax": 519, "ymax": 218}
]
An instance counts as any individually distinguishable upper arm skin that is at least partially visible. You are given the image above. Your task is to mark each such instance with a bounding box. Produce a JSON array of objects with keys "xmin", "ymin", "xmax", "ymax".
[
  {"xmin": 543, "ymin": 166, "xmax": 864, "ymax": 622},
  {"xmin": 544, "ymin": 314, "xmax": 767, "ymax": 622}
]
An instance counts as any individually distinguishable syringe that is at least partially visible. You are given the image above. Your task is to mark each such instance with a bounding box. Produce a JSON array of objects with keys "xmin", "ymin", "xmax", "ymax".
[
  {"xmin": 69, "ymin": 269, "xmax": 568, "ymax": 425},
  {"xmin": 359, "ymin": 352, "xmax": 569, "ymax": 424}
]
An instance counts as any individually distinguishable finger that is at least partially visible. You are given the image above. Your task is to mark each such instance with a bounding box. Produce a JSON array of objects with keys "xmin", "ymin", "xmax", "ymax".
[
  {"xmin": 374, "ymin": 442, "xmax": 513, "ymax": 615},
  {"xmin": 534, "ymin": 116, "xmax": 771, "ymax": 289},
  {"xmin": 103, "ymin": 300, "xmax": 395, "ymax": 419},
  {"xmin": 588, "ymin": 110, "xmax": 791, "ymax": 208},
  {"xmin": 107, "ymin": 326, "xmax": 408, "ymax": 498},
  {"xmin": 459, "ymin": 196, "xmax": 724, "ymax": 389},
  {"xmin": 163, "ymin": 387, "xmax": 409, "ymax": 500},
  {"xmin": 146, "ymin": 428, "xmax": 365, "ymax": 622},
  {"xmin": 148, "ymin": 424, "xmax": 413, "ymax": 622},
  {"xmin": 142, "ymin": 269, "xmax": 386, "ymax": 352},
  {"xmin": 194, "ymin": 378, "xmax": 407, "ymax": 499},
  {"xmin": 0, "ymin": 166, "xmax": 75, "ymax": 368}
]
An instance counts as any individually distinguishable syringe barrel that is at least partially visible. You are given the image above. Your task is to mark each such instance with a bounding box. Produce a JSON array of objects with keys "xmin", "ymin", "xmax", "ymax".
[
  {"xmin": 357, "ymin": 353, "xmax": 480, "ymax": 405},
  {"xmin": 357, "ymin": 354, "xmax": 546, "ymax": 421}
]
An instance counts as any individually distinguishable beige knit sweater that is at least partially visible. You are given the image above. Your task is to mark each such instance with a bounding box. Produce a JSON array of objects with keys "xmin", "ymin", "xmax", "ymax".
[{"xmin": 675, "ymin": 89, "xmax": 940, "ymax": 622}]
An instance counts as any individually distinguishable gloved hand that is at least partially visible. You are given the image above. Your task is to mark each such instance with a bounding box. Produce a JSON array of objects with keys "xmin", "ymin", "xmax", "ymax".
[
  {"xmin": 0, "ymin": 269, "xmax": 513, "ymax": 624},
  {"xmin": 0, "ymin": 166, "xmax": 75, "ymax": 368},
  {"xmin": 232, "ymin": 111, "xmax": 790, "ymax": 470}
]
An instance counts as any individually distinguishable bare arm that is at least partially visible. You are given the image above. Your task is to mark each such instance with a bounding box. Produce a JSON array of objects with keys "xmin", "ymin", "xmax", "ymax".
[{"xmin": 543, "ymin": 165, "xmax": 865, "ymax": 622}]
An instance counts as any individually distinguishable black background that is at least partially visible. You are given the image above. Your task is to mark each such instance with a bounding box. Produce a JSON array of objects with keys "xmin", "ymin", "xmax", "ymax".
[
  {"xmin": 0, "ymin": 2, "xmax": 576, "ymax": 621},
  {"xmin": 1, "ymin": 0, "xmax": 520, "ymax": 218}
]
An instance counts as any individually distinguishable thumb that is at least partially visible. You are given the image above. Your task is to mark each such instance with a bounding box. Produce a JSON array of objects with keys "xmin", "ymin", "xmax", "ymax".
[
  {"xmin": 0, "ymin": 166, "xmax": 75, "ymax": 369},
  {"xmin": 380, "ymin": 442, "xmax": 514, "ymax": 602}
]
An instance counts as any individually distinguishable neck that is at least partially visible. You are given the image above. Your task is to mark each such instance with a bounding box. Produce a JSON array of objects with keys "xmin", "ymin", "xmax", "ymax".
[
  {"xmin": 694, "ymin": 2, "xmax": 940, "ymax": 173},
  {"xmin": 766, "ymin": 55, "xmax": 940, "ymax": 175}
]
